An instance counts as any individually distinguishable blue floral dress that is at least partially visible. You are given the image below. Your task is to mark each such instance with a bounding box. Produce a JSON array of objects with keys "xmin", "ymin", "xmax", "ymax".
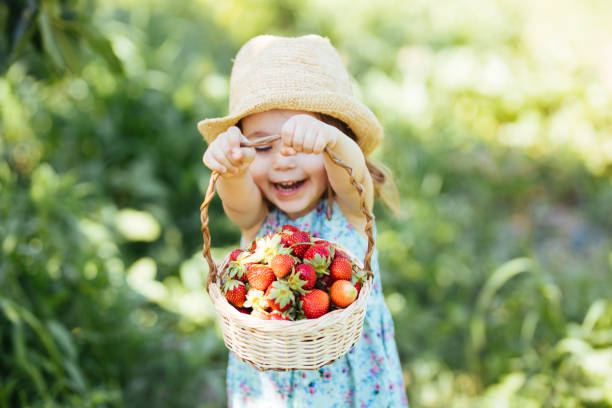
[{"xmin": 227, "ymin": 199, "xmax": 408, "ymax": 407}]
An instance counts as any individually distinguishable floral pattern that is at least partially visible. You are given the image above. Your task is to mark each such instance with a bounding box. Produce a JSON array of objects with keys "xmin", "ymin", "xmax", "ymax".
[{"xmin": 228, "ymin": 200, "xmax": 409, "ymax": 407}]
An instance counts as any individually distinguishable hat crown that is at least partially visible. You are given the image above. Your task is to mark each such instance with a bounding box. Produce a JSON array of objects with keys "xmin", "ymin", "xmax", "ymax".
[{"xmin": 229, "ymin": 35, "xmax": 353, "ymax": 114}]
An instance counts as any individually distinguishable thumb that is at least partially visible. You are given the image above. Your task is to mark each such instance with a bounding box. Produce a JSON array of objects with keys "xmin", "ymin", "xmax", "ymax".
[{"xmin": 240, "ymin": 146, "xmax": 256, "ymax": 164}]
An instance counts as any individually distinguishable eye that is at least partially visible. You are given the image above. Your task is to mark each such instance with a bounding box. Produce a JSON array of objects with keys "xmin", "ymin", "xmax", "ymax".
[{"xmin": 255, "ymin": 146, "xmax": 271, "ymax": 152}]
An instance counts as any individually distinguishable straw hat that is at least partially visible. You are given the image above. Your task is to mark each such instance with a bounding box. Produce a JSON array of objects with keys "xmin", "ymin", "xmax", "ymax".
[{"xmin": 197, "ymin": 34, "xmax": 383, "ymax": 155}]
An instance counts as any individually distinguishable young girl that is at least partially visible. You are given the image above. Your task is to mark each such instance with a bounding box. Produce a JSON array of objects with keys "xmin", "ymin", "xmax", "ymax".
[{"xmin": 199, "ymin": 34, "xmax": 408, "ymax": 407}]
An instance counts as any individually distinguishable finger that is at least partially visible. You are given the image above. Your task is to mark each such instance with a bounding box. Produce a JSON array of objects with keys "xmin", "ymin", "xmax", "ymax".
[
  {"xmin": 204, "ymin": 155, "xmax": 227, "ymax": 174},
  {"xmin": 212, "ymin": 149, "xmax": 238, "ymax": 174},
  {"xmin": 302, "ymin": 128, "xmax": 316, "ymax": 154},
  {"xmin": 227, "ymin": 127, "xmax": 242, "ymax": 149},
  {"xmin": 292, "ymin": 125, "xmax": 305, "ymax": 152},
  {"xmin": 240, "ymin": 147, "xmax": 256, "ymax": 164},
  {"xmin": 219, "ymin": 134, "xmax": 242, "ymax": 167},
  {"xmin": 281, "ymin": 146, "xmax": 297, "ymax": 156},
  {"xmin": 312, "ymin": 134, "xmax": 327, "ymax": 154},
  {"xmin": 281, "ymin": 118, "xmax": 296, "ymax": 148}
]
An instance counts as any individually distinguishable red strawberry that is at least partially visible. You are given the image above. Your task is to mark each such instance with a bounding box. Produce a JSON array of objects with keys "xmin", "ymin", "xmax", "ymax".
[
  {"xmin": 313, "ymin": 239, "xmax": 332, "ymax": 248},
  {"xmin": 334, "ymin": 248, "xmax": 350, "ymax": 260},
  {"xmin": 223, "ymin": 279, "xmax": 246, "ymax": 308},
  {"xmin": 236, "ymin": 307, "xmax": 252, "ymax": 314},
  {"xmin": 279, "ymin": 224, "xmax": 301, "ymax": 236},
  {"xmin": 247, "ymin": 264, "xmax": 275, "ymax": 290},
  {"xmin": 279, "ymin": 226, "xmax": 311, "ymax": 257},
  {"xmin": 229, "ymin": 249, "xmax": 244, "ymax": 262},
  {"xmin": 265, "ymin": 280, "xmax": 295, "ymax": 312},
  {"xmin": 330, "ymin": 280, "xmax": 358, "ymax": 308},
  {"xmin": 288, "ymin": 263, "xmax": 316, "ymax": 293},
  {"xmin": 330, "ymin": 257, "xmax": 352, "ymax": 281},
  {"xmin": 226, "ymin": 261, "xmax": 248, "ymax": 283},
  {"xmin": 300, "ymin": 289, "xmax": 330, "ymax": 319},
  {"xmin": 351, "ymin": 267, "xmax": 367, "ymax": 292},
  {"xmin": 270, "ymin": 254, "xmax": 296, "ymax": 278},
  {"xmin": 270, "ymin": 311, "xmax": 292, "ymax": 321},
  {"xmin": 303, "ymin": 245, "xmax": 334, "ymax": 275},
  {"xmin": 316, "ymin": 274, "xmax": 334, "ymax": 290}
]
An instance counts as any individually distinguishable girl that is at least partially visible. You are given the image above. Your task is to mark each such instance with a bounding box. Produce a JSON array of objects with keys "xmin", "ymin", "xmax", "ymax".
[{"xmin": 199, "ymin": 34, "xmax": 408, "ymax": 407}]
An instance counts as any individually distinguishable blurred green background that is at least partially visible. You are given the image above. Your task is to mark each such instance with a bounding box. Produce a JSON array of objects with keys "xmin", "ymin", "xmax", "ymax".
[{"xmin": 2, "ymin": 0, "xmax": 612, "ymax": 406}]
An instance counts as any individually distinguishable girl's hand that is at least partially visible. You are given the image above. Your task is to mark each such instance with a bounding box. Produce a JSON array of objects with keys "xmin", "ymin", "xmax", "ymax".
[
  {"xmin": 202, "ymin": 126, "xmax": 256, "ymax": 176},
  {"xmin": 280, "ymin": 114, "xmax": 339, "ymax": 156}
]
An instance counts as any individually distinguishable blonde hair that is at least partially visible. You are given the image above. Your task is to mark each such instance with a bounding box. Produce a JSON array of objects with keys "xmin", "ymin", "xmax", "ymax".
[{"xmin": 319, "ymin": 115, "xmax": 400, "ymax": 216}]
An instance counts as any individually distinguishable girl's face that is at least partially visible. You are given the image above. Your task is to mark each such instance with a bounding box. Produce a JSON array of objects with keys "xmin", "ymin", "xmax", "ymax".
[{"xmin": 242, "ymin": 109, "xmax": 328, "ymax": 219}]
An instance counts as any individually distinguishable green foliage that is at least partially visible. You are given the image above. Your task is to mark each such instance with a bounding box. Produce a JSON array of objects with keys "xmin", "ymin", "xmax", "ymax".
[
  {"xmin": 0, "ymin": 0, "xmax": 122, "ymax": 76},
  {"xmin": 1, "ymin": 0, "xmax": 612, "ymax": 407}
]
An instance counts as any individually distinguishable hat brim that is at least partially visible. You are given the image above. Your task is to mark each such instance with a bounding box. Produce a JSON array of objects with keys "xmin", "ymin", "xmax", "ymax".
[{"xmin": 197, "ymin": 91, "xmax": 382, "ymax": 156}]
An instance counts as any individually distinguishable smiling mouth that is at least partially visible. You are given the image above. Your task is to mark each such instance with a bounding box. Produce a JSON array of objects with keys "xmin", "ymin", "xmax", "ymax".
[{"xmin": 272, "ymin": 180, "xmax": 306, "ymax": 192}]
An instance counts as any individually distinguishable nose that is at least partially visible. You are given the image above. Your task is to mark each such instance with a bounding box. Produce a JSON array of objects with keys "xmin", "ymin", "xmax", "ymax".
[{"xmin": 272, "ymin": 146, "xmax": 296, "ymax": 171}]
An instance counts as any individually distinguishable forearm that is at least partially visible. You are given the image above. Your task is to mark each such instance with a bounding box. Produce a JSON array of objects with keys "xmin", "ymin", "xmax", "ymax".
[
  {"xmin": 216, "ymin": 173, "xmax": 266, "ymax": 230},
  {"xmin": 325, "ymin": 129, "xmax": 374, "ymax": 212}
]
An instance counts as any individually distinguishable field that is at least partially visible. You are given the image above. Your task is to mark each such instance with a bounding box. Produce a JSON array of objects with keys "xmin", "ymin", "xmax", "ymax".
[{"xmin": 1, "ymin": 0, "xmax": 611, "ymax": 406}]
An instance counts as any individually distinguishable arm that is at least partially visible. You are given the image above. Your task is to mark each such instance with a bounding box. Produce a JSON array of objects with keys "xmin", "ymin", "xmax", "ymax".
[
  {"xmin": 202, "ymin": 126, "xmax": 267, "ymax": 233},
  {"xmin": 280, "ymin": 115, "xmax": 374, "ymax": 221}
]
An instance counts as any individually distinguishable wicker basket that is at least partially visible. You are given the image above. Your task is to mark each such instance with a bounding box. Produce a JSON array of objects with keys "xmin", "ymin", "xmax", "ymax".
[{"xmin": 200, "ymin": 140, "xmax": 375, "ymax": 372}]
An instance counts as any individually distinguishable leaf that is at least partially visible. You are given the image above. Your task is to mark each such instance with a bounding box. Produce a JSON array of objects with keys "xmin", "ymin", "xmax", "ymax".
[
  {"xmin": 63, "ymin": 360, "xmax": 88, "ymax": 393},
  {"xmin": 5, "ymin": 1, "xmax": 40, "ymax": 71},
  {"xmin": 53, "ymin": 28, "xmax": 82, "ymax": 73},
  {"xmin": 47, "ymin": 320, "xmax": 77, "ymax": 360},
  {"xmin": 12, "ymin": 323, "xmax": 48, "ymax": 396},
  {"xmin": 38, "ymin": 6, "xmax": 65, "ymax": 71},
  {"xmin": 75, "ymin": 22, "xmax": 124, "ymax": 74},
  {"xmin": 470, "ymin": 257, "xmax": 532, "ymax": 355}
]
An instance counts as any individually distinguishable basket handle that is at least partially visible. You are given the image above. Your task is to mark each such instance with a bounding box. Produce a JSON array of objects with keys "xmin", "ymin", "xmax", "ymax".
[{"xmin": 200, "ymin": 135, "xmax": 375, "ymax": 293}]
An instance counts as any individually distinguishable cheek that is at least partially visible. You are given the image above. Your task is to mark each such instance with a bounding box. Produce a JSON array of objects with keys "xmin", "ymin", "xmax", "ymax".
[
  {"xmin": 301, "ymin": 154, "xmax": 327, "ymax": 186},
  {"xmin": 248, "ymin": 157, "xmax": 267, "ymax": 186}
]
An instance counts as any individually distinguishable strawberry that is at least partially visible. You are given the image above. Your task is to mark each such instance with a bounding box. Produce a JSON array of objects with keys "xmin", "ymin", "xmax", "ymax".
[
  {"xmin": 288, "ymin": 263, "xmax": 316, "ymax": 293},
  {"xmin": 334, "ymin": 248, "xmax": 350, "ymax": 260},
  {"xmin": 229, "ymin": 249, "xmax": 244, "ymax": 262},
  {"xmin": 226, "ymin": 261, "xmax": 248, "ymax": 283},
  {"xmin": 246, "ymin": 264, "xmax": 275, "ymax": 291},
  {"xmin": 265, "ymin": 280, "xmax": 295, "ymax": 312},
  {"xmin": 303, "ymin": 245, "xmax": 334, "ymax": 275},
  {"xmin": 250, "ymin": 309, "xmax": 270, "ymax": 320},
  {"xmin": 270, "ymin": 254, "xmax": 296, "ymax": 278},
  {"xmin": 278, "ymin": 224, "xmax": 301, "ymax": 236},
  {"xmin": 270, "ymin": 311, "xmax": 292, "ymax": 321},
  {"xmin": 236, "ymin": 307, "xmax": 252, "ymax": 314},
  {"xmin": 316, "ymin": 274, "xmax": 334, "ymax": 290},
  {"xmin": 330, "ymin": 280, "xmax": 358, "ymax": 308},
  {"xmin": 279, "ymin": 226, "xmax": 311, "ymax": 257},
  {"xmin": 300, "ymin": 289, "xmax": 330, "ymax": 319},
  {"xmin": 330, "ymin": 257, "xmax": 352, "ymax": 281},
  {"xmin": 313, "ymin": 239, "xmax": 332, "ymax": 248},
  {"xmin": 351, "ymin": 267, "xmax": 367, "ymax": 291},
  {"xmin": 223, "ymin": 279, "xmax": 246, "ymax": 308}
]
